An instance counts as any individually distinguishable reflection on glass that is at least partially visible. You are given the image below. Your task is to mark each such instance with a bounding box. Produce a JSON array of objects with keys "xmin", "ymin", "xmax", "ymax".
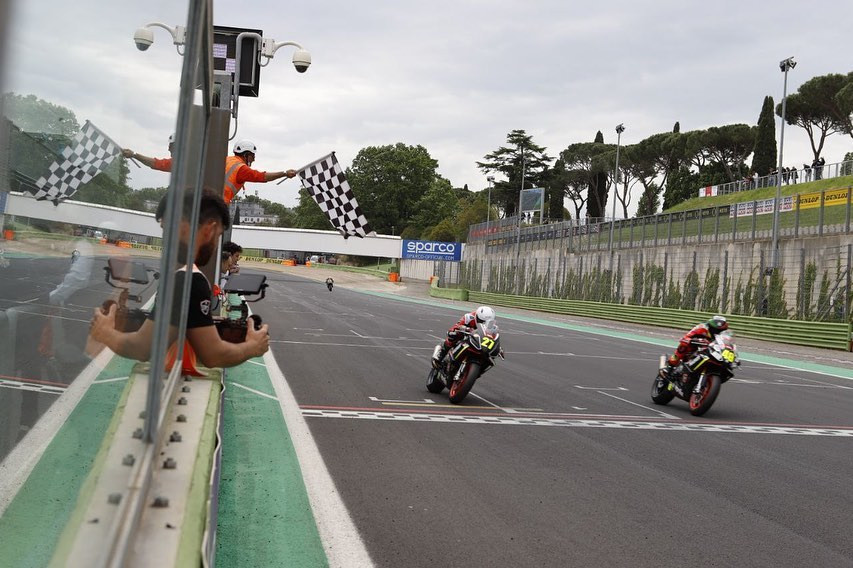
[{"xmin": 0, "ymin": 0, "xmax": 187, "ymax": 460}]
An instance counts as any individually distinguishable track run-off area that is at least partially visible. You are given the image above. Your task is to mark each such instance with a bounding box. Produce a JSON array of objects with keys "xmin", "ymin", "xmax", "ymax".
[{"xmin": 236, "ymin": 266, "xmax": 853, "ymax": 568}]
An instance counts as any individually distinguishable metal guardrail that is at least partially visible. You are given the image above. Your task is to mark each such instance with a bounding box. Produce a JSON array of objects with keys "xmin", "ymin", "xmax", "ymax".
[
  {"xmin": 467, "ymin": 290, "xmax": 852, "ymax": 351},
  {"xmin": 467, "ymin": 184, "xmax": 853, "ymax": 252},
  {"xmin": 702, "ymin": 159, "xmax": 853, "ymax": 197}
]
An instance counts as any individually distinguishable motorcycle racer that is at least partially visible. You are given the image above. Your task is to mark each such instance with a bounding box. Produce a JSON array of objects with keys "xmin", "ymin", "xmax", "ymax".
[
  {"xmin": 432, "ymin": 306, "xmax": 497, "ymax": 369},
  {"xmin": 664, "ymin": 315, "xmax": 729, "ymax": 379}
]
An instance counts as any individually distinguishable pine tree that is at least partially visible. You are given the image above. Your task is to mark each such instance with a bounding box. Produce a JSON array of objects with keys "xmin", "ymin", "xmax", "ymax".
[{"xmin": 751, "ymin": 95, "xmax": 777, "ymax": 176}]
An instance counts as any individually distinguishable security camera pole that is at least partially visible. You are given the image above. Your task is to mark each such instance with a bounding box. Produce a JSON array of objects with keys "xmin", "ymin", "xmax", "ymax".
[
  {"xmin": 770, "ymin": 56, "xmax": 796, "ymax": 273},
  {"xmin": 232, "ymin": 32, "xmax": 311, "ymax": 122}
]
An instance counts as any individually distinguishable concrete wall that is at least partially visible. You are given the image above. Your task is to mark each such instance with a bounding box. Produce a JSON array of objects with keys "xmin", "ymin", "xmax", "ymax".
[{"xmin": 463, "ymin": 229, "xmax": 853, "ymax": 316}]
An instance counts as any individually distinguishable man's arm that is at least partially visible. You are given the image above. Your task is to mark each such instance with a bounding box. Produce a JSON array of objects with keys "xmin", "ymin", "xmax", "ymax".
[
  {"xmin": 186, "ymin": 323, "xmax": 270, "ymax": 368},
  {"xmin": 235, "ymin": 167, "xmax": 297, "ymax": 184},
  {"xmin": 90, "ymin": 304, "xmax": 155, "ymax": 360}
]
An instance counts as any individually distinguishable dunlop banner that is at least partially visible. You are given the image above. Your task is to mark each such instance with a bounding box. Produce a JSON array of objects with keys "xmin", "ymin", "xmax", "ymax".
[{"xmin": 797, "ymin": 187, "xmax": 850, "ymax": 210}]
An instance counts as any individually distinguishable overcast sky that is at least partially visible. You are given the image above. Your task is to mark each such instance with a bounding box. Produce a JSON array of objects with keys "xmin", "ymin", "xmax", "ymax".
[{"xmin": 4, "ymin": 0, "xmax": 852, "ymax": 216}]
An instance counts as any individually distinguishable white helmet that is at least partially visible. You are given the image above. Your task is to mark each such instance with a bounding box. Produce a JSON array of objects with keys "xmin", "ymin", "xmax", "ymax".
[
  {"xmin": 233, "ymin": 140, "xmax": 257, "ymax": 154},
  {"xmin": 475, "ymin": 306, "xmax": 496, "ymax": 323},
  {"xmin": 168, "ymin": 133, "xmax": 175, "ymax": 144}
]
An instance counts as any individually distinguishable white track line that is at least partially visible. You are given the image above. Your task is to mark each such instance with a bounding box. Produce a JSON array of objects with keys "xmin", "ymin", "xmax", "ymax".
[
  {"xmin": 0, "ymin": 347, "xmax": 115, "ymax": 517},
  {"xmin": 263, "ymin": 349, "xmax": 374, "ymax": 568}
]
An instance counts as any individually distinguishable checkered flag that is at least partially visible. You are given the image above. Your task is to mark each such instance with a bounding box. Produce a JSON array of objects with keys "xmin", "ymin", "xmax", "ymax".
[
  {"xmin": 30, "ymin": 120, "xmax": 121, "ymax": 205},
  {"xmin": 298, "ymin": 152, "xmax": 373, "ymax": 239}
]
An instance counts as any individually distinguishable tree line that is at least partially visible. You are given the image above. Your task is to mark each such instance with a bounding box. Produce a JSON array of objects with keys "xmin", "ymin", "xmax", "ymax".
[{"xmin": 4, "ymin": 69, "xmax": 851, "ymax": 242}]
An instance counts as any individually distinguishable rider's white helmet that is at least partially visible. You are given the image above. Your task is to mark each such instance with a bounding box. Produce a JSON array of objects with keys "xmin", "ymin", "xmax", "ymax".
[
  {"xmin": 475, "ymin": 306, "xmax": 496, "ymax": 323},
  {"xmin": 168, "ymin": 133, "xmax": 175, "ymax": 144},
  {"xmin": 233, "ymin": 140, "xmax": 257, "ymax": 154}
]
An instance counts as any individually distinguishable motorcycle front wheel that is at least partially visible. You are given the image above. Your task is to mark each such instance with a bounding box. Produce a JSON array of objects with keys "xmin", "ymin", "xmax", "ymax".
[
  {"xmin": 448, "ymin": 362, "xmax": 481, "ymax": 404},
  {"xmin": 650, "ymin": 374, "xmax": 675, "ymax": 405},
  {"xmin": 426, "ymin": 368, "xmax": 445, "ymax": 393},
  {"xmin": 689, "ymin": 374, "xmax": 721, "ymax": 416}
]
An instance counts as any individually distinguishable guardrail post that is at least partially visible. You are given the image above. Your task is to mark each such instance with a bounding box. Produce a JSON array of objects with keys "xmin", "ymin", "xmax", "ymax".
[
  {"xmin": 681, "ymin": 213, "xmax": 687, "ymax": 245},
  {"xmin": 714, "ymin": 207, "xmax": 720, "ymax": 243},
  {"xmin": 629, "ymin": 220, "xmax": 634, "ymax": 249},
  {"xmin": 751, "ymin": 201, "xmax": 757, "ymax": 241},
  {"xmin": 654, "ymin": 216, "xmax": 659, "ymax": 247},
  {"xmin": 794, "ymin": 193, "xmax": 800, "ymax": 238},
  {"xmin": 846, "ymin": 244, "xmax": 852, "ymax": 321},
  {"xmin": 698, "ymin": 211, "xmax": 703, "ymax": 244},
  {"xmin": 732, "ymin": 205, "xmax": 737, "ymax": 241},
  {"xmin": 798, "ymin": 247, "xmax": 806, "ymax": 318},
  {"xmin": 667, "ymin": 213, "xmax": 673, "ymax": 246},
  {"xmin": 819, "ymin": 190, "xmax": 825, "ymax": 237},
  {"xmin": 721, "ymin": 249, "xmax": 729, "ymax": 312},
  {"xmin": 662, "ymin": 252, "xmax": 668, "ymax": 307},
  {"xmin": 846, "ymin": 186, "xmax": 851, "ymax": 234}
]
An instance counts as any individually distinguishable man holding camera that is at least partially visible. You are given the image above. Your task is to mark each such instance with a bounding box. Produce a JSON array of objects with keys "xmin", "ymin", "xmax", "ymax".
[{"xmin": 90, "ymin": 190, "xmax": 269, "ymax": 367}]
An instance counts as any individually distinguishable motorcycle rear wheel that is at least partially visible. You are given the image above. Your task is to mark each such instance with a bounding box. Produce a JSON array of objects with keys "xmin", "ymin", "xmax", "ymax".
[
  {"xmin": 448, "ymin": 362, "xmax": 480, "ymax": 404},
  {"xmin": 689, "ymin": 374, "xmax": 721, "ymax": 416},
  {"xmin": 650, "ymin": 375, "xmax": 675, "ymax": 405},
  {"xmin": 426, "ymin": 368, "xmax": 445, "ymax": 394}
]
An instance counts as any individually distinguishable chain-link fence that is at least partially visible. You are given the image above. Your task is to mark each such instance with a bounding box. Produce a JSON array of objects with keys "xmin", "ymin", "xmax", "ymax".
[
  {"xmin": 468, "ymin": 185, "xmax": 853, "ymax": 254},
  {"xmin": 459, "ymin": 241, "xmax": 852, "ymax": 323}
]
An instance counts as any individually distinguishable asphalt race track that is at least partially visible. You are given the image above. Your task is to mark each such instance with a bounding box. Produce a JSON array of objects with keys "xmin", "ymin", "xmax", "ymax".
[
  {"xmin": 253, "ymin": 269, "xmax": 853, "ymax": 568},
  {"xmin": 0, "ymin": 254, "xmax": 157, "ymax": 461}
]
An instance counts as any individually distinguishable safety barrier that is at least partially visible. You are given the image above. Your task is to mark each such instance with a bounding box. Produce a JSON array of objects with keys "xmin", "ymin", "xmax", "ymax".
[{"xmin": 466, "ymin": 291, "xmax": 852, "ymax": 351}]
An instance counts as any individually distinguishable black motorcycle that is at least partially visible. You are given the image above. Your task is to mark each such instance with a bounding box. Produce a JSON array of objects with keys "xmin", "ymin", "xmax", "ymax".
[
  {"xmin": 651, "ymin": 332, "xmax": 740, "ymax": 416},
  {"xmin": 426, "ymin": 320, "xmax": 503, "ymax": 404}
]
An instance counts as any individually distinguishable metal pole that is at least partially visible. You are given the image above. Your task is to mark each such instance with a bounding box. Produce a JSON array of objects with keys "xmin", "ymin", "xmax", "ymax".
[
  {"xmin": 771, "ymin": 57, "xmax": 795, "ymax": 270},
  {"xmin": 608, "ymin": 124, "xmax": 624, "ymax": 251}
]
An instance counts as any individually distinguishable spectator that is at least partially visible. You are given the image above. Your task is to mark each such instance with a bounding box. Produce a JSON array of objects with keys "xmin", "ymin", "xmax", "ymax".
[
  {"xmin": 817, "ymin": 157, "xmax": 825, "ymax": 180},
  {"xmin": 789, "ymin": 165, "xmax": 798, "ymax": 184},
  {"xmin": 803, "ymin": 163, "xmax": 812, "ymax": 182}
]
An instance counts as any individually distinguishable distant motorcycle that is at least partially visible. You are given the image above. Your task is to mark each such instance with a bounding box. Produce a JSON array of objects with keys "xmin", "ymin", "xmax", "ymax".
[
  {"xmin": 651, "ymin": 331, "xmax": 740, "ymax": 416},
  {"xmin": 325, "ymin": 277, "xmax": 334, "ymax": 292},
  {"xmin": 426, "ymin": 319, "xmax": 503, "ymax": 404}
]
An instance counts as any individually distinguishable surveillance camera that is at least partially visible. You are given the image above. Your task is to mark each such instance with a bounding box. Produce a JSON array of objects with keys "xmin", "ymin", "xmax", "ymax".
[
  {"xmin": 134, "ymin": 27, "xmax": 154, "ymax": 51},
  {"xmin": 292, "ymin": 49, "xmax": 311, "ymax": 73}
]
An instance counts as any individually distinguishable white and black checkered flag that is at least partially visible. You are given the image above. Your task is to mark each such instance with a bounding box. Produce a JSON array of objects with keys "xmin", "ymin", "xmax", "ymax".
[
  {"xmin": 31, "ymin": 120, "xmax": 121, "ymax": 205},
  {"xmin": 298, "ymin": 152, "xmax": 373, "ymax": 239}
]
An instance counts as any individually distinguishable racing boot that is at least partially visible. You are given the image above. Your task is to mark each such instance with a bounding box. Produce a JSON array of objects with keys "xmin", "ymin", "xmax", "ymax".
[{"xmin": 432, "ymin": 343, "xmax": 449, "ymax": 369}]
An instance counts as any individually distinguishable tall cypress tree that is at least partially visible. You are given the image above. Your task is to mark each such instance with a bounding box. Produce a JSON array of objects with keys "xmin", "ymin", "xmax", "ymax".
[
  {"xmin": 587, "ymin": 131, "xmax": 609, "ymax": 219},
  {"xmin": 751, "ymin": 95, "xmax": 777, "ymax": 175}
]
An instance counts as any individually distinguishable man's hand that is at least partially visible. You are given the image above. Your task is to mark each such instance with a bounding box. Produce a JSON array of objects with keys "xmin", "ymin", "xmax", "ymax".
[
  {"xmin": 244, "ymin": 322, "xmax": 270, "ymax": 358},
  {"xmin": 285, "ymin": 169, "xmax": 297, "ymax": 178},
  {"xmin": 90, "ymin": 303, "xmax": 117, "ymax": 345},
  {"xmin": 122, "ymin": 148, "xmax": 134, "ymax": 158}
]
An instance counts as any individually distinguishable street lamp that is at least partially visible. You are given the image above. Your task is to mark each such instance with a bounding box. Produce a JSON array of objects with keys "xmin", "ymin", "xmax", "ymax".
[
  {"xmin": 608, "ymin": 123, "xmax": 625, "ymax": 251},
  {"xmin": 133, "ymin": 22, "xmax": 187, "ymax": 54},
  {"xmin": 486, "ymin": 175, "xmax": 495, "ymax": 231},
  {"xmin": 770, "ymin": 56, "xmax": 796, "ymax": 272}
]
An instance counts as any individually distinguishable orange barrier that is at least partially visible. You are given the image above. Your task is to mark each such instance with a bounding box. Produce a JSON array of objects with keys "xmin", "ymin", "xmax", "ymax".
[
  {"xmin": 388, "ymin": 272, "xmax": 400, "ymax": 282},
  {"xmin": 2, "ymin": 230, "xmax": 13, "ymax": 240},
  {"xmin": 283, "ymin": 259, "xmax": 296, "ymax": 266}
]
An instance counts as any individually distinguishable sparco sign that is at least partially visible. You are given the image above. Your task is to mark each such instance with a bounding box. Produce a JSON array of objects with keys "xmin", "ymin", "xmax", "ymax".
[{"xmin": 401, "ymin": 240, "xmax": 462, "ymax": 262}]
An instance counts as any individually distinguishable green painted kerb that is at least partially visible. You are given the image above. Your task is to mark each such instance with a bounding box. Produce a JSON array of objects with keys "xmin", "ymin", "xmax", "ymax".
[
  {"xmin": 216, "ymin": 358, "xmax": 327, "ymax": 568},
  {"xmin": 0, "ymin": 356, "xmax": 136, "ymax": 568}
]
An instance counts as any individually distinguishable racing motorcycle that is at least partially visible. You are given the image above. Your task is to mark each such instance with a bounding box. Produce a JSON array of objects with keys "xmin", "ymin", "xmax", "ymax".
[
  {"xmin": 651, "ymin": 331, "xmax": 740, "ymax": 416},
  {"xmin": 426, "ymin": 319, "xmax": 503, "ymax": 404}
]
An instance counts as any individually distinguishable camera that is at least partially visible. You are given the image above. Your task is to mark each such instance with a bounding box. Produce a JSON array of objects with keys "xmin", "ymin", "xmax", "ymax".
[
  {"xmin": 102, "ymin": 258, "xmax": 158, "ymax": 332},
  {"xmin": 134, "ymin": 27, "xmax": 154, "ymax": 51},
  {"xmin": 214, "ymin": 273, "xmax": 268, "ymax": 343},
  {"xmin": 292, "ymin": 49, "xmax": 311, "ymax": 73}
]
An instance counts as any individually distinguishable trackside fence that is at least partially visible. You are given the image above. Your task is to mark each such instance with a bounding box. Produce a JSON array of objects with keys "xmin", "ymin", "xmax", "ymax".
[{"xmin": 466, "ymin": 290, "xmax": 852, "ymax": 351}]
